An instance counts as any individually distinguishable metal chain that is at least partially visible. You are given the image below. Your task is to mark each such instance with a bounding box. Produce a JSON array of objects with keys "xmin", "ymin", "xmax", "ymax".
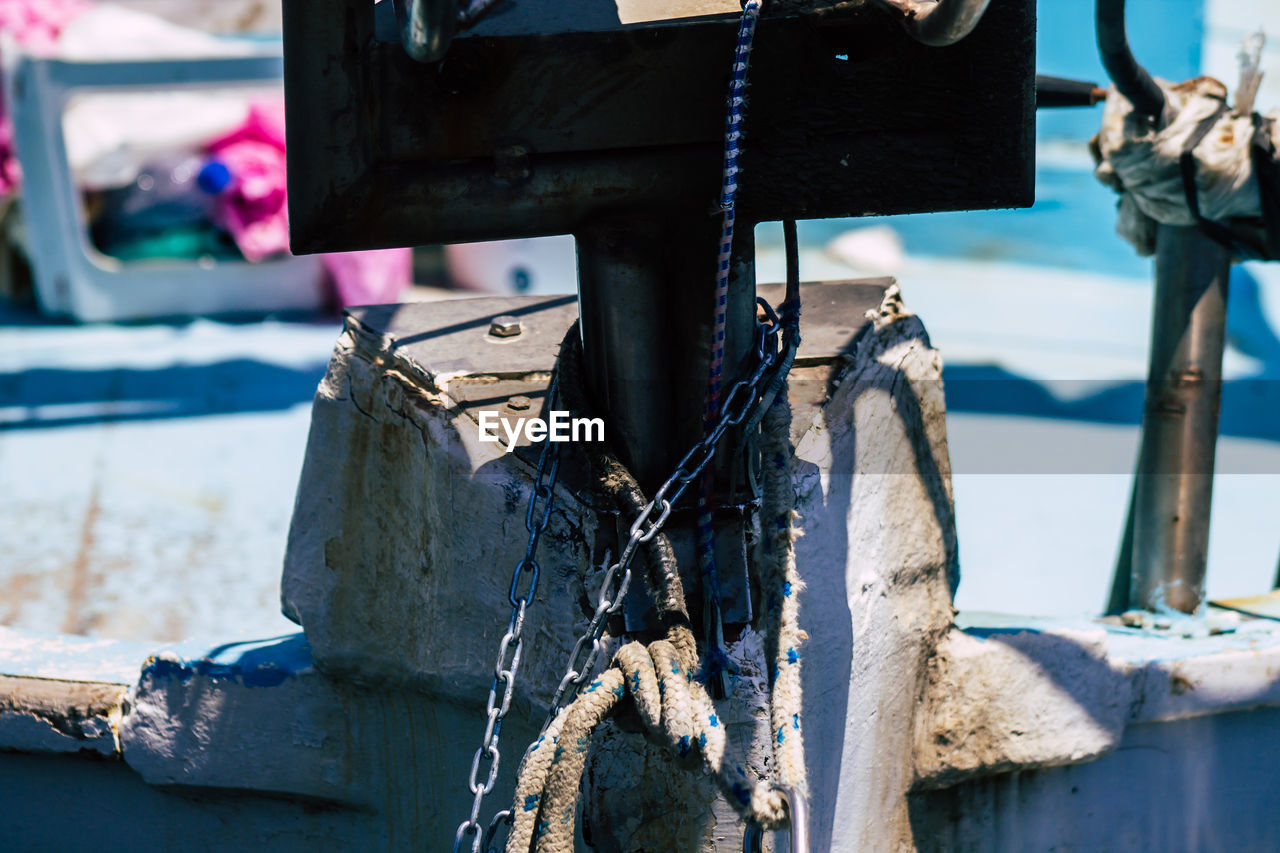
[
  {"xmin": 453, "ymin": 374, "xmax": 563, "ymax": 853},
  {"xmin": 537, "ymin": 299, "xmax": 791, "ymax": 732},
  {"xmin": 468, "ymin": 305, "xmax": 792, "ymax": 851}
]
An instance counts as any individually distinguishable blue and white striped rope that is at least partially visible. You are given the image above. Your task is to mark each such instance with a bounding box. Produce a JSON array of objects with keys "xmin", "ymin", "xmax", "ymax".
[
  {"xmin": 707, "ymin": 0, "xmax": 763, "ymax": 427},
  {"xmin": 698, "ymin": 0, "xmax": 765, "ymax": 695}
]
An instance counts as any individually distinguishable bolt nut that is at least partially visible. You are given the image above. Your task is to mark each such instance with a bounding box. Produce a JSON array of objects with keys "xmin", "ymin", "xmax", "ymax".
[
  {"xmin": 489, "ymin": 315, "xmax": 523, "ymax": 338},
  {"xmin": 507, "ymin": 395, "xmax": 532, "ymax": 411}
]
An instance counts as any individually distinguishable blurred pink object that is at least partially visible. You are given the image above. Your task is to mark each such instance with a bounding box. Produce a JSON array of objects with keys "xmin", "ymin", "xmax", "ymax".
[
  {"xmin": 321, "ymin": 249, "xmax": 414, "ymax": 307},
  {"xmin": 0, "ymin": 0, "xmax": 91, "ymax": 195},
  {"xmin": 205, "ymin": 99, "xmax": 290, "ymax": 262},
  {"xmin": 0, "ymin": 0, "xmax": 90, "ymax": 54},
  {"xmin": 208, "ymin": 97, "xmax": 410, "ymax": 305}
]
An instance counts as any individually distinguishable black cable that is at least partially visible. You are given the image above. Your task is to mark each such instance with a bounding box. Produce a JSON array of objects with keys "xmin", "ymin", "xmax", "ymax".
[
  {"xmin": 1096, "ymin": 0, "xmax": 1165, "ymax": 122},
  {"xmin": 782, "ymin": 219, "xmax": 800, "ymax": 314}
]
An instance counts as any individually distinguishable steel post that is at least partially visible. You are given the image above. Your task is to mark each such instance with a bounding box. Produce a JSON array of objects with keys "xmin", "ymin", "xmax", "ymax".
[
  {"xmin": 575, "ymin": 216, "xmax": 756, "ymax": 495},
  {"xmin": 1130, "ymin": 224, "xmax": 1231, "ymax": 613}
]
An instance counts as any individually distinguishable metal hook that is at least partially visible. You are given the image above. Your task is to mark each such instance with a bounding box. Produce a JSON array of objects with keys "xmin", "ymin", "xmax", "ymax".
[
  {"xmin": 743, "ymin": 786, "xmax": 810, "ymax": 853},
  {"xmin": 481, "ymin": 808, "xmax": 512, "ymax": 853},
  {"xmin": 870, "ymin": 0, "xmax": 991, "ymax": 47}
]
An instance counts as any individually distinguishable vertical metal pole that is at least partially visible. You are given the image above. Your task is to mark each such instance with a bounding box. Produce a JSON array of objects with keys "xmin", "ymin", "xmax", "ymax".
[
  {"xmin": 1097, "ymin": 0, "xmax": 1233, "ymax": 615},
  {"xmin": 575, "ymin": 215, "xmax": 756, "ymax": 494},
  {"xmin": 1130, "ymin": 224, "xmax": 1231, "ymax": 613}
]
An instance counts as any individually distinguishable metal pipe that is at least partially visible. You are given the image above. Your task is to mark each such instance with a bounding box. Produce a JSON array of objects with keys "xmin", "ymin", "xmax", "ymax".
[
  {"xmin": 871, "ymin": 0, "xmax": 992, "ymax": 47},
  {"xmin": 575, "ymin": 216, "xmax": 756, "ymax": 495},
  {"xmin": 1035, "ymin": 74, "xmax": 1107, "ymax": 109},
  {"xmin": 1096, "ymin": 0, "xmax": 1165, "ymax": 120},
  {"xmin": 1095, "ymin": 0, "xmax": 1230, "ymax": 614},
  {"xmin": 1130, "ymin": 225, "xmax": 1231, "ymax": 613}
]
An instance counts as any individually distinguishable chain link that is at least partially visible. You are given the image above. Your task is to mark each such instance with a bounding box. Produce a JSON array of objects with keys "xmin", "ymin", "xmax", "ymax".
[
  {"xmin": 454, "ymin": 305, "xmax": 792, "ymax": 851},
  {"xmin": 454, "ymin": 375, "xmax": 563, "ymax": 853},
  {"xmin": 537, "ymin": 304, "xmax": 790, "ymax": 731}
]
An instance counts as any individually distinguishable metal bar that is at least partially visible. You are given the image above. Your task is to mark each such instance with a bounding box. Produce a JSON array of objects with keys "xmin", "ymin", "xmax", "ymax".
[
  {"xmin": 34, "ymin": 56, "xmax": 284, "ymax": 89},
  {"xmin": 1096, "ymin": 0, "xmax": 1165, "ymax": 120},
  {"xmin": 1095, "ymin": 0, "xmax": 1231, "ymax": 615},
  {"xmin": 871, "ymin": 0, "xmax": 992, "ymax": 46},
  {"xmin": 1130, "ymin": 224, "xmax": 1231, "ymax": 613},
  {"xmin": 283, "ymin": 0, "xmax": 1037, "ymax": 255},
  {"xmin": 1035, "ymin": 74, "xmax": 1106, "ymax": 109},
  {"xmin": 575, "ymin": 216, "xmax": 755, "ymax": 494}
]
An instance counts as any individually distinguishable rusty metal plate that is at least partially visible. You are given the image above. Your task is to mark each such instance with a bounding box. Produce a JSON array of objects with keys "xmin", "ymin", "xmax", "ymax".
[
  {"xmin": 348, "ymin": 294, "xmax": 578, "ymax": 381},
  {"xmin": 284, "ymin": 0, "xmax": 1034, "ymax": 252}
]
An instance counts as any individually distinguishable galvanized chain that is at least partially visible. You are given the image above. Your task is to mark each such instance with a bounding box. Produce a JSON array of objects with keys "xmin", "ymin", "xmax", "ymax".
[
  {"xmin": 475, "ymin": 305, "xmax": 792, "ymax": 851},
  {"xmin": 538, "ymin": 298, "xmax": 791, "ymax": 731},
  {"xmin": 453, "ymin": 374, "xmax": 563, "ymax": 853}
]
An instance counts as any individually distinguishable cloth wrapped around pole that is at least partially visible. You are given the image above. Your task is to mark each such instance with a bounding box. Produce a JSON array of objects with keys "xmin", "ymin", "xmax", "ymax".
[{"xmin": 1092, "ymin": 76, "xmax": 1280, "ymax": 260}]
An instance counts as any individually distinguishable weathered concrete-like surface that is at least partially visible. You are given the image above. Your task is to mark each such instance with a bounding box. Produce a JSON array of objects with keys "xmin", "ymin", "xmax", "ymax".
[
  {"xmin": 915, "ymin": 612, "xmax": 1280, "ymax": 790},
  {"xmin": 0, "ymin": 630, "xmax": 538, "ymax": 851},
  {"xmin": 118, "ymin": 634, "xmax": 533, "ymax": 846},
  {"xmin": 8, "ymin": 610, "xmax": 1280, "ymax": 850},
  {"xmin": 7, "ymin": 285, "xmax": 1280, "ymax": 851},
  {"xmin": 0, "ymin": 675, "xmax": 122, "ymax": 756},
  {"xmin": 280, "ymin": 295, "xmax": 600, "ymax": 711},
  {"xmin": 0, "ymin": 635, "xmax": 399, "ymax": 852},
  {"xmin": 281, "ymin": 283, "xmax": 961, "ymax": 851},
  {"xmin": 789, "ymin": 287, "xmax": 958, "ymax": 852},
  {"xmin": 911, "ymin": 705, "xmax": 1280, "ymax": 852}
]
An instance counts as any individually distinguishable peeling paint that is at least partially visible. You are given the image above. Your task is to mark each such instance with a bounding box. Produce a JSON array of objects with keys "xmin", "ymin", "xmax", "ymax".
[{"xmin": 0, "ymin": 674, "xmax": 125, "ymax": 757}]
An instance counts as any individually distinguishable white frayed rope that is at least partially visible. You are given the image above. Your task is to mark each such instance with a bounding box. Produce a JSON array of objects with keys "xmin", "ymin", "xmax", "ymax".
[{"xmin": 1092, "ymin": 35, "xmax": 1280, "ymax": 260}]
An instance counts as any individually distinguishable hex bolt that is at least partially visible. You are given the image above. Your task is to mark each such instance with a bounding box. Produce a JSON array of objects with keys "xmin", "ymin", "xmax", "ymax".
[
  {"xmin": 489, "ymin": 315, "xmax": 523, "ymax": 338},
  {"xmin": 507, "ymin": 395, "xmax": 532, "ymax": 411}
]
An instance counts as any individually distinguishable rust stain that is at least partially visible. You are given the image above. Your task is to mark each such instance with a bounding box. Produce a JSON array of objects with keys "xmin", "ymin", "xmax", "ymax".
[
  {"xmin": 2, "ymin": 572, "xmax": 40, "ymax": 623},
  {"xmin": 61, "ymin": 480, "xmax": 101, "ymax": 636}
]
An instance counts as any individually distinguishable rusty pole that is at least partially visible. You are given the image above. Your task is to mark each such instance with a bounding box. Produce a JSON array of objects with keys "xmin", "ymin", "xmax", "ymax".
[
  {"xmin": 1097, "ymin": 0, "xmax": 1232, "ymax": 614},
  {"xmin": 1129, "ymin": 226, "xmax": 1231, "ymax": 612}
]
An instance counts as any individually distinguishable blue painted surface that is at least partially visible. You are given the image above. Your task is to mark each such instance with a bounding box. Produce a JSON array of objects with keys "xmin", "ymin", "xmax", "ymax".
[
  {"xmin": 0, "ymin": 307, "xmax": 339, "ymax": 641},
  {"xmin": 959, "ymin": 611, "xmax": 1280, "ymax": 663},
  {"xmin": 0, "ymin": 623, "xmax": 311, "ymax": 686},
  {"xmin": 143, "ymin": 633, "xmax": 312, "ymax": 687},
  {"xmin": 756, "ymin": 0, "xmax": 1205, "ymax": 279},
  {"xmin": 0, "ymin": 305, "xmax": 333, "ymax": 430},
  {"xmin": 943, "ymin": 363, "xmax": 1280, "ymax": 443},
  {"xmin": 0, "ymin": 624, "xmax": 216, "ymax": 685},
  {"xmin": 779, "ymin": 164, "xmax": 1154, "ymax": 279},
  {"xmin": 1034, "ymin": 0, "xmax": 1203, "ymax": 142},
  {"xmin": 2, "ymin": 0, "xmax": 1274, "ymax": 641}
]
